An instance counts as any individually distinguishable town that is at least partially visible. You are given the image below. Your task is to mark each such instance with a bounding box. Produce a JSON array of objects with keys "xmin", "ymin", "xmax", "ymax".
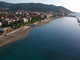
[{"xmin": 0, "ymin": 10, "xmax": 65, "ymax": 35}]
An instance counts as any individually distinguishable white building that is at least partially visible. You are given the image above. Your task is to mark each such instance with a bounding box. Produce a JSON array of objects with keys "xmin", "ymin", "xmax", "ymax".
[
  {"xmin": 23, "ymin": 18, "xmax": 29, "ymax": 23},
  {"xmin": 0, "ymin": 22, "xmax": 2, "ymax": 26}
]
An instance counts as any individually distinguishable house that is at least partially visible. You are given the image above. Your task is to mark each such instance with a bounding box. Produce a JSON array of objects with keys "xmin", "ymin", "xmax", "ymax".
[
  {"xmin": 38, "ymin": 14, "xmax": 45, "ymax": 18},
  {"xmin": 0, "ymin": 17, "xmax": 5, "ymax": 20},
  {"xmin": 0, "ymin": 22, "xmax": 2, "ymax": 26},
  {"xmin": 19, "ymin": 18, "xmax": 28, "ymax": 23},
  {"xmin": 46, "ymin": 14, "xmax": 53, "ymax": 18},
  {"xmin": 27, "ymin": 16, "xmax": 32, "ymax": 21},
  {"xmin": 3, "ymin": 27, "xmax": 12, "ymax": 32},
  {"xmin": 23, "ymin": 18, "xmax": 29, "ymax": 23}
]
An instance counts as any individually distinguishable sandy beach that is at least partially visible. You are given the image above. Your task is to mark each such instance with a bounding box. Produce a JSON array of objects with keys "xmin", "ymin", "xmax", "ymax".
[{"xmin": 0, "ymin": 17, "xmax": 59, "ymax": 47}]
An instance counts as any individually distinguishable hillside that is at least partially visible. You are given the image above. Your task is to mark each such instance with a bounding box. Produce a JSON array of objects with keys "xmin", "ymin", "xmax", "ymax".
[{"xmin": 0, "ymin": 1, "xmax": 72, "ymax": 13}]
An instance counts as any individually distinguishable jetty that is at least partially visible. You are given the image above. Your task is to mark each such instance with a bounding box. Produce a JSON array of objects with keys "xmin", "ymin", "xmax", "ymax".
[{"xmin": 76, "ymin": 17, "xmax": 80, "ymax": 23}]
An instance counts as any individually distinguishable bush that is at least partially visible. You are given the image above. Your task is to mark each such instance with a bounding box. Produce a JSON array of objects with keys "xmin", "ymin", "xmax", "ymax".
[{"xmin": 0, "ymin": 31, "xmax": 4, "ymax": 33}]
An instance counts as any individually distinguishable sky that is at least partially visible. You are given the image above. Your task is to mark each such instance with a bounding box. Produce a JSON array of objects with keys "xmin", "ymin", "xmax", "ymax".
[{"xmin": 0, "ymin": 0, "xmax": 80, "ymax": 12}]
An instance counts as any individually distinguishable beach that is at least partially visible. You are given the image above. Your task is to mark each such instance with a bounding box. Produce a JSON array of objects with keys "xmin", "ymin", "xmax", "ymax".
[
  {"xmin": 0, "ymin": 17, "xmax": 59, "ymax": 47},
  {"xmin": 0, "ymin": 25, "xmax": 33, "ymax": 47}
]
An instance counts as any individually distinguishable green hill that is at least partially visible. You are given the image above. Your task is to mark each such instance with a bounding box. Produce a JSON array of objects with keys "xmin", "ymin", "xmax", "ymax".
[{"xmin": 0, "ymin": 1, "xmax": 72, "ymax": 13}]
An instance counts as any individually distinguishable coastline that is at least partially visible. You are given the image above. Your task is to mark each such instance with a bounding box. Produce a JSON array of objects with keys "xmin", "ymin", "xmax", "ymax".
[{"xmin": 0, "ymin": 17, "xmax": 62, "ymax": 47}]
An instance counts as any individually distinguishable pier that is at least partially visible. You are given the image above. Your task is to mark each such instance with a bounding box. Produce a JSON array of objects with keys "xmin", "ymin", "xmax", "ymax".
[{"xmin": 76, "ymin": 17, "xmax": 80, "ymax": 23}]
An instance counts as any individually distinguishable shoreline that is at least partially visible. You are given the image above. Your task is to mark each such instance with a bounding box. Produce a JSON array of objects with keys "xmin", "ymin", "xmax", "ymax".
[{"xmin": 0, "ymin": 16, "xmax": 63, "ymax": 47}]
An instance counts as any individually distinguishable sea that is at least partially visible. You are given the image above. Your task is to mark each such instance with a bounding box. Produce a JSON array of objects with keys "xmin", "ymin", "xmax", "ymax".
[{"xmin": 0, "ymin": 13, "xmax": 80, "ymax": 60}]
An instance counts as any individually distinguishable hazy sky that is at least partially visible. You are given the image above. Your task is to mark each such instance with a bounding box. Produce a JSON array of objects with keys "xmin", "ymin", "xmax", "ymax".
[{"xmin": 0, "ymin": 0, "xmax": 80, "ymax": 12}]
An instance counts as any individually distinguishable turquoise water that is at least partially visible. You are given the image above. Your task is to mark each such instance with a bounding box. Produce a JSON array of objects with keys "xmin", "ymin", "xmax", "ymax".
[{"xmin": 0, "ymin": 17, "xmax": 80, "ymax": 60}]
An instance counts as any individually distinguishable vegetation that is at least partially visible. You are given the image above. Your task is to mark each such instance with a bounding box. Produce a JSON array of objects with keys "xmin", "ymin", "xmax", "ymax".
[
  {"xmin": 30, "ymin": 16, "xmax": 46, "ymax": 23},
  {"xmin": 1, "ymin": 16, "xmax": 47, "ymax": 29},
  {"xmin": 8, "ymin": 17, "xmax": 47, "ymax": 29},
  {"xmin": 0, "ymin": 31, "xmax": 4, "ymax": 35},
  {"xmin": 0, "ymin": 31, "xmax": 4, "ymax": 33},
  {"xmin": 0, "ymin": 1, "xmax": 72, "ymax": 13}
]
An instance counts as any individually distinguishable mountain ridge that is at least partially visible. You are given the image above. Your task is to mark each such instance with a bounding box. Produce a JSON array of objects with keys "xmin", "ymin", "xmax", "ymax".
[{"xmin": 0, "ymin": 1, "xmax": 72, "ymax": 13}]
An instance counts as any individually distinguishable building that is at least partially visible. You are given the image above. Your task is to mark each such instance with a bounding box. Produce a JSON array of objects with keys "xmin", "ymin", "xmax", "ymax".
[
  {"xmin": 3, "ymin": 27, "xmax": 12, "ymax": 32},
  {"xmin": 23, "ymin": 18, "xmax": 29, "ymax": 23},
  {"xmin": 0, "ymin": 22, "xmax": 2, "ymax": 26}
]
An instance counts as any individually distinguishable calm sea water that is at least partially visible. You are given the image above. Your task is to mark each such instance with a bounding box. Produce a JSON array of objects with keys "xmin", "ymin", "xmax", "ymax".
[{"xmin": 0, "ymin": 17, "xmax": 80, "ymax": 60}]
